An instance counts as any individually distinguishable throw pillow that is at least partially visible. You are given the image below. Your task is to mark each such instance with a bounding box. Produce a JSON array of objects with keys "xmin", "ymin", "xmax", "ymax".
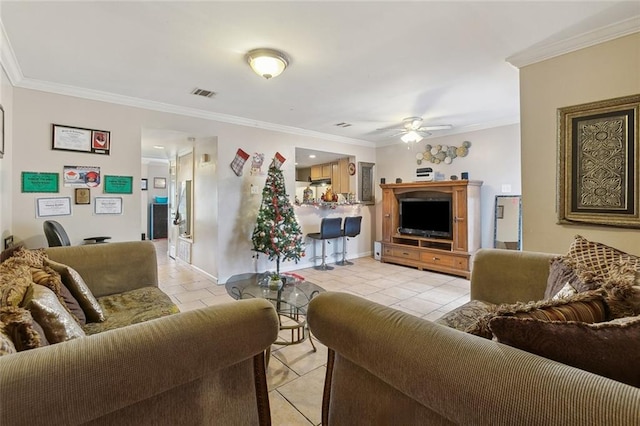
[
  {"xmin": 0, "ymin": 244, "xmax": 24, "ymax": 263},
  {"xmin": 30, "ymin": 266, "xmax": 86, "ymax": 325},
  {"xmin": 544, "ymin": 257, "xmax": 596, "ymax": 299},
  {"xmin": 564, "ymin": 235, "xmax": 640, "ymax": 283},
  {"xmin": 12, "ymin": 247, "xmax": 48, "ymax": 268},
  {"xmin": 21, "ymin": 285, "xmax": 85, "ymax": 343},
  {"xmin": 45, "ymin": 259, "xmax": 105, "ymax": 323},
  {"xmin": 0, "ymin": 257, "xmax": 33, "ymax": 307},
  {"xmin": 0, "ymin": 306, "xmax": 42, "ymax": 350},
  {"xmin": 599, "ymin": 261, "xmax": 640, "ymax": 319},
  {"xmin": 435, "ymin": 300, "xmax": 497, "ymax": 332},
  {"xmin": 489, "ymin": 315, "xmax": 640, "ymax": 388},
  {"xmin": 31, "ymin": 319, "xmax": 50, "ymax": 346},
  {"xmin": 551, "ymin": 282, "xmax": 578, "ymax": 300},
  {"xmin": 0, "ymin": 321, "xmax": 17, "ymax": 356},
  {"xmin": 467, "ymin": 291, "xmax": 607, "ymax": 339}
]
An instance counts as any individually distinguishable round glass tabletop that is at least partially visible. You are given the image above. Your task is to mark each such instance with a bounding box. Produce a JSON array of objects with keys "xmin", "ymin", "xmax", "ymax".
[{"xmin": 225, "ymin": 272, "xmax": 324, "ymax": 313}]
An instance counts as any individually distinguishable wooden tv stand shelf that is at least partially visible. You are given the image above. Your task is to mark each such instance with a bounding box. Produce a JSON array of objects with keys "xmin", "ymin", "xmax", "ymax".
[{"xmin": 380, "ymin": 180, "xmax": 482, "ymax": 279}]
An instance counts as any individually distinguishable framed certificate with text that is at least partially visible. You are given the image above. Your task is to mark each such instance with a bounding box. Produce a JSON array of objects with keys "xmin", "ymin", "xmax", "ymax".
[{"xmin": 52, "ymin": 124, "xmax": 110, "ymax": 155}]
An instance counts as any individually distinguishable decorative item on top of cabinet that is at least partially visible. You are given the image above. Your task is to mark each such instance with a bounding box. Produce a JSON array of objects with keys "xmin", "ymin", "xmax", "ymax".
[{"xmin": 416, "ymin": 141, "xmax": 472, "ymax": 165}]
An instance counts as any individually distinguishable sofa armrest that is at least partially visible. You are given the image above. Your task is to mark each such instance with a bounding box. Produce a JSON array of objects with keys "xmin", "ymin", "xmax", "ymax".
[
  {"xmin": 470, "ymin": 248, "xmax": 557, "ymax": 304},
  {"xmin": 45, "ymin": 241, "xmax": 158, "ymax": 297},
  {"xmin": 0, "ymin": 299, "xmax": 279, "ymax": 425},
  {"xmin": 308, "ymin": 292, "xmax": 640, "ymax": 425}
]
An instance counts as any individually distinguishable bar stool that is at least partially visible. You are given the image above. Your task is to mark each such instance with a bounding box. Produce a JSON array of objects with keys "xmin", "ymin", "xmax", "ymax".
[
  {"xmin": 337, "ymin": 216, "xmax": 362, "ymax": 266},
  {"xmin": 307, "ymin": 217, "xmax": 343, "ymax": 270}
]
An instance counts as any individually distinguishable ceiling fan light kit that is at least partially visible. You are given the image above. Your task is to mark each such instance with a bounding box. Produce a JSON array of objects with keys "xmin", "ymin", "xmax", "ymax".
[
  {"xmin": 401, "ymin": 130, "xmax": 424, "ymax": 143},
  {"xmin": 246, "ymin": 48, "xmax": 289, "ymax": 80},
  {"xmin": 378, "ymin": 116, "xmax": 452, "ymax": 143}
]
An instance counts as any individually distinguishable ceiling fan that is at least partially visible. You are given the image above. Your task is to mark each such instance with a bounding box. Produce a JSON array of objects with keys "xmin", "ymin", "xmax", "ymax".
[{"xmin": 379, "ymin": 117, "xmax": 452, "ymax": 143}]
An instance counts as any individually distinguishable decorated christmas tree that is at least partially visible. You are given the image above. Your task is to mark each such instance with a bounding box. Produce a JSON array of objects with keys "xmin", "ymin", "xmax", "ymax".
[{"xmin": 252, "ymin": 159, "xmax": 305, "ymax": 277}]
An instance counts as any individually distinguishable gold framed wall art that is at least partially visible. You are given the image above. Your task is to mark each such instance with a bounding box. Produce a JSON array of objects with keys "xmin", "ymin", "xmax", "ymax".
[{"xmin": 558, "ymin": 94, "xmax": 639, "ymax": 228}]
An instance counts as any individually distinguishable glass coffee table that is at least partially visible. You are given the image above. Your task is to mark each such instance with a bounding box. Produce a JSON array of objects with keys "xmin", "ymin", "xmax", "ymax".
[{"xmin": 225, "ymin": 272, "xmax": 325, "ymax": 351}]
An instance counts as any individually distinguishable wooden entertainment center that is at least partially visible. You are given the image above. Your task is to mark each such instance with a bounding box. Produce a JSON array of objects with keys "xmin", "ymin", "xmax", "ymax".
[{"xmin": 380, "ymin": 180, "xmax": 482, "ymax": 278}]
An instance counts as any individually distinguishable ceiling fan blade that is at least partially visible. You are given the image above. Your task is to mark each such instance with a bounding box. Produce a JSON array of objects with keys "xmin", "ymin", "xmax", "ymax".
[
  {"xmin": 375, "ymin": 126, "xmax": 406, "ymax": 132},
  {"xmin": 418, "ymin": 124, "xmax": 452, "ymax": 131}
]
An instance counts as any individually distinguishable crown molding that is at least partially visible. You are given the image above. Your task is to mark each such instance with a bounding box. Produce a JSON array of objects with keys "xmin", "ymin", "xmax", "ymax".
[
  {"xmin": 1, "ymin": 20, "xmax": 376, "ymax": 151},
  {"xmin": 0, "ymin": 14, "xmax": 375, "ymax": 148},
  {"xmin": 506, "ymin": 15, "xmax": 640, "ymax": 68},
  {"xmin": 0, "ymin": 20, "xmax": 23, "ymax": 85},
  {"xmin": 16, "ymin": 76, "xmax": 376, "ymax": 147}
]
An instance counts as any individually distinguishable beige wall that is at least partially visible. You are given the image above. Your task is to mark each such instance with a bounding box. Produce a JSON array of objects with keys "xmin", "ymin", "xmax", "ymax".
[
  {"xmin": 520, "ymin": 32, "xmax": 640, "ymax": 256},
  {"xmin": 8, "ymin": 88, "xmax": 376, "ymax": 282},
  {"xmin": 0, "ymin": 68, "xmax": 13, "ymax": 248},
  {"xmin": 375, "ymin": 124, "xmax": 522, "ymax": 248}
]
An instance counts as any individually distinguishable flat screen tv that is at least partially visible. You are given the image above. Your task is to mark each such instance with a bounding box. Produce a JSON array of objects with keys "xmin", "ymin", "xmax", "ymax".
[{"xmin": 399, "ymin": 197, "xmax": 452, "ymax": 239}]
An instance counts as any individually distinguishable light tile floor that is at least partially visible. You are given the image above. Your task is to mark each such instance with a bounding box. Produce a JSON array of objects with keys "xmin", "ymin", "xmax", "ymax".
[{"xmin": 154, "ymin": 240, "xmax": 470, "ymax": 425}]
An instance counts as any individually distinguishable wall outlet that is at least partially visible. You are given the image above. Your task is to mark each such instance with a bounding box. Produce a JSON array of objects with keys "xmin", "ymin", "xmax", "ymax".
[
  {"xmin": 501, "ymin": 184, "xmax": 512, "ymax": 193},
  {"xmin": 250, "ymin": 184, "xmax": 260, "ymax": 195}
]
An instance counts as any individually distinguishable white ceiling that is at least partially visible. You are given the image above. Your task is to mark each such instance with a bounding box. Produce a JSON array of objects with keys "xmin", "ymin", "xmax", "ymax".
[{"xmin": 1, "ymin": 1, "xmax": 638, "ymax": 160}]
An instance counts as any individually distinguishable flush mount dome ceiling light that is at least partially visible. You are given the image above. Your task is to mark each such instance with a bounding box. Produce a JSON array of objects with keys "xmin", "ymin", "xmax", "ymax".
[{"xmin": 246, "ymin": 48, "xmax": 289, "ymax": 80}]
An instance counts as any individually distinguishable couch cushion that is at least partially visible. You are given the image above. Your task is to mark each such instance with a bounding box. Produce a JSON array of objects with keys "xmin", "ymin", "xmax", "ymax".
[
  {"xmin": 45, "ymin": 259, "xmax": 105, "ymax": 323},
  {"xmin": 435, "ymin": 300, "xmax": 496, "ymax": 332},
  {"xmin": 21, "ymin": 285, "xmax": 85, "ymax": 343},
  {"xmin": 82, "ymin": 287, "xmax": 179, "ymax": 335},
  {"xmin": 489, "ymin": 315, "xmax": 640, "ymax": 388}
]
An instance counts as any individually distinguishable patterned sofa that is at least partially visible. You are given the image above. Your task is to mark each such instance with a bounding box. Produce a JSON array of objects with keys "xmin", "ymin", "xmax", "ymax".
[{"xmin": 0, "ymin": 241, "xmax": 278, "ymax": 425}]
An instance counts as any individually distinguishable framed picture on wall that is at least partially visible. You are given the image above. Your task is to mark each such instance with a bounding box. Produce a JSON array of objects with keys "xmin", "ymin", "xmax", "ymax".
[
  {"xmin": 95, "ymin": 197, "xmax": 123, "ymax": 215},
  {"xmin": 558, "ymin": 94, "xmax": 640, "ymax": 228},
  {"xmin": 104, "ymin": 175, "xmax": 133, "ymax": 194},
  {"xmin": 154, "ymin": 177, "xmax": 166, "ymax": 189},
  {"xmin": 75, "ymin": 188, "xmax": 90, "ymax": 205},
  {"xmin": 358, "ymin": 162, "xmax": 375, "ymax": 205},
  {"xmin": 36, "ymin": 197, "xmax": 72, "ymax": 217},
  {"xmin": 141, "ymin": 178, "xmax": 148, "ymax": 191},
  {"xmin": 52, "ymin": 124, "xmax": 111, "ymax": 155}
]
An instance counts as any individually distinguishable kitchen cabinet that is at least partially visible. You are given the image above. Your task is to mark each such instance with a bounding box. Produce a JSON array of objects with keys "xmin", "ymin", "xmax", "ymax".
[
  {"xmin": 311, "ymin": 165, "xmax": 330, "ymax": 180},
  {"xmin": 321, "ymin": 164, "xmax": 332, "ymax": 179},
  {"xmin": 311, "ymin": 163, "xmax": 332, "ymax": 180}
]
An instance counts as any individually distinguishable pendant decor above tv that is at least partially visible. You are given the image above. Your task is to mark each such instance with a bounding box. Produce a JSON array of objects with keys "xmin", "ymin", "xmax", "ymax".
[{"xmin": 380, "ymin": 180, "xmax": 482, "ymax": 279}]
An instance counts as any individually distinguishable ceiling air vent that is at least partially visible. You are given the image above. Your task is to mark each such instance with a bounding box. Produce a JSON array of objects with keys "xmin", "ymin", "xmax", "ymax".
[
  {"xmin": 191, "ymin": 88, "xmax": 216, "ymax": 98},
  {"xmin": 334, "ymin": 122, "xmax": 352, "ymax": 128}
]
